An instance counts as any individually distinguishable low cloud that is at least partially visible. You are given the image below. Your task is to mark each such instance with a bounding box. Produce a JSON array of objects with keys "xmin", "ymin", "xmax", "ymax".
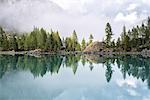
[
  {"xmin": 0, "ymin": 0, "xmax": 150, "ymax": 41},
  {"xmin": 114, "ymin": 12, "xmax": 138, "ymax": 23},
  {"xmin": 127, "ymin": 3, "xmax": 139, "ymax": 11}
]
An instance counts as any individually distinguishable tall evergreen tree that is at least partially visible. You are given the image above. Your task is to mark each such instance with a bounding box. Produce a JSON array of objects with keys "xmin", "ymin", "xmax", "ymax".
[
  {"xmin": 116, "ymin": 37, "xmax": 121, "ymax": 47},
  {"xmin": 76, "ymin": 43, "xmax": 81, "ymax": 51},
  {"xmin": 55, "ymin": 31, "xmax": 63, "ymax": 50},
  {"xmin": 65, "ymin": 37, "xmax": 73, "ymax": 51},
  {"xmin": 81, "ymin": 38, "xmax": 86, "ymax": 51},
  {"xmin": 51, "ymin": 31, "xmax": 57, "ymax": 51},
  {"xmin": 24, "ymin": 34, "xmax": 31, "ymax": 50},
  {"xmin": 29, "ymin": 30, "xmax": 37, "ymax": 49},
  {"xmin": 89, "ymin": 34, "xmax": 94, "ymax": 44},
  {"xmin": 105, "ymin": 23, "xmax": 113, "ymax": 47},
  {"xmin": 0, "ymin": 27, "xmax": 5, "ymax": 48},
  {"xmin": 11, "ymin": 35, "xmax": 18, "ymax": 51},
  {"xmin": 72, "ymin": 30, "xmax": 78, "ymax": 51},
  {"xmin": 40, "ymin": 28, "xmax": 47, "ymax": 50},
  {"xmin": 45, "ymin": 33, "xmax": 52, "ymax": 51},
  {"xmin": 121, "ymin": 26, "xmax": 127, "ymax": 44},
  {"xmin": 2, "ymin": 33, "xmax": 9, "ymax": 50},
  {"xmin": 111, "ymin": 39, "xmax": 115, "ymax": 48},
  {"xmin": 17, "ymin": 34, "xmax": 25, "ymax": 50},
  {"xmin": 132, "ymin": 27, "xmax": 139, "ymax": 39},
  {"xmin": 121, "ymin": 26, "xmax": 130, "ymax": 51},
  {"xmin": 145, "ymin": 18, "xmax": 150, "ymax": 41}
]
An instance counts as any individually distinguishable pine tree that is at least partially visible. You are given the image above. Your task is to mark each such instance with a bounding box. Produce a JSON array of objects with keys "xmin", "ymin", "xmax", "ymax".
[
  {"xmin": 121, "ymin": 26, "xmax": 130, "ymax": 51},
  {"xmin": 132, "ymin": 27, "xmax": 139, "ymax": 39},
  {"xmin": 45, "ymin": 33, "xmax": 52, "ymax": 51},
  {"xmin": 121, "ymin": 26, "xmax": 127, "ymax": 43},
  {"xmin": 111, "ymin": 39, "xmax": 115, "ymax": 48},
  {"xmin": 51, "ymin": 31, "xmax": 57, "ymax": 51},
  {"xmin": 40, "ymin": 28, "xmax": 47, "ymax": 50},
  {"xmin": 17, "ymin": 34, "xmax": 25, "ymax": 50},
  {"xmin": 116, "ymin": 37, "xmax": 121, "ymax": 47},
  {"xmin": 24, "ymin": 34, "xmax": 30, "ymax": 50},
  {"xmin": 0, "ymin": 27, "xmax": 5, "ymax": 48},
  {"xmin": 124, "ymin": 35, "xmax": 130, "ymax": 51},
  {"xmin": 34, "ymin": 28, "xmax": 41, "ymax": 49},
  {"xmin": 11, "ymin": 35, "xmax": 18, "ymax": 51},
  {"xmin": 29, "ymin": 30, "xmax": 37, "ymax": 49},
  {"xmin": 140, "ymin": 23, "xmax": 146, "ymax": 45},
  {"xmin": 65, "ymin": 37, "xmax": 73, "ymax": 51},
  {"xmin": 72, "ymin": 30, "xmax": 78, "ymax": 51},
  {"xmin": 144, "ymin": 18, "xmax": 150, "ymax": 41},
  {"xmin": 76, "ymin": 43, "xmax": 81, "ymax": 51},
  {"xmin": 89, "ymin": 34, "xmax": 94, "ymax": 44},
  {"xmin": 81, "ymin": 38, "xmax": 86, "ymax": 51},
  {"xmin": 105, "ymin": 23, "xmax": 113, "ymax": 47},
  {"xmin": 55, "ymin": 31, "xmax": 63, "ymax": 50},
  {"xmin": 2, "ymin": 33, "xmax": 9, "ymax": 50}
]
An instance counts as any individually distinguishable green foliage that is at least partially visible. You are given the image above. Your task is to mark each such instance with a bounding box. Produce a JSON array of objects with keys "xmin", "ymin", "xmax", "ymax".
[
  {"xmin": 120, "ymin": 26, "xmax": 130, "ymax": 51},
  {"xmin": 54, "ymin": 31, "xmax": 63, "ymax": 50},
  {"xmin": 45, "ymin": 33, "xmax": 52, "ymax": 50},
  {"xmin": 81, "ymin": 38, "xmax": 86, "ymax": 51},
  {"xmin": 76, "ymin": 43, "xmax": 81, "ymax": 51},
  {"xmin": 65, "ymin": 37, "xmax": 73, "ymax": 51},
  {"xmin": 17, "ymin": 34, "xmax": 25, "ymax": 50},
  {"xmin": 0, "ymin": 27, "xmax": 69, "ymax": 52},
  {"xmin": 89, "ymin": 34, "xmax": 94, "ymax": 44},
  {"xmin": 9, "ymin": 34, "xmax": 18, "ymax": 51},
  {"xmin": 72, "ymin": 30, "xmax": 78, "ymax": 51},
  {"xmin": 111, "ymin": 39, "xmax": 115, "ymax": 48},
  {"xmin": 116, "ymin": 17, "xmax": 150, "ymax": 51},
  {"xmin": 0, "ymin": 27, "xmax": 4, "ymax": 47},
  {"xmin": 39, "ymin": 28, "xmax": 47, "ymax": 49},
  {"xmin": 132, "ymin": 27, "xmax": 139, "ymax": 39},
  {"xmin": 30, "ymin": 29, "xmax": 38, "ymax": 49},
  {"xmin": 116, "ymin": 38, "xmax": 121, "ymax": 47},
  {"xmin": 121, "ymin": 26, "xmax": 127, "ymax": 43},
  {"xmin": 1, "ymin": 17, "xmax": 150, "ymax": 52},
  {"xmin": 105, "ymin": 23, "xmax": 113, "ymax": 47},
  {"xmin": 2, "ymin": 33, "xmax": 9, "ymax": 50},
  {"xmin": 65, "ymin": 30, "xmax": 81, "ymax": 51}
]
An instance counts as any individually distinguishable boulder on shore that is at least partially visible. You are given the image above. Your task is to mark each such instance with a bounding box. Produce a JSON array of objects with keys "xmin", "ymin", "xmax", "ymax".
[{"xmin": 84, "ymin": 41, "xmax": 105, "ymax": 53}]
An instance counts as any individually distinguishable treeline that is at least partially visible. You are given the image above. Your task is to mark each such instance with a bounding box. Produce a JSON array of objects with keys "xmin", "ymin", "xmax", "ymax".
[
  {"xmin": 105, "ymin": 17, "xmax": 150, "ymax": 51},
  {"xmin": 0, "ymin": 27, "xmax": 94, "ymax": 51},
  {"xmin": 2, "ymin": 17, "xmax": 150, "ymax": 52}
]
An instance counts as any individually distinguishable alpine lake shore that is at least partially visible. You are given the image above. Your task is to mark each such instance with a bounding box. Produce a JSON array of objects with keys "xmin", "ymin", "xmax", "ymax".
[{"xmin": 0, "ymin": 50, "xmax": 150, "ymax": 58}]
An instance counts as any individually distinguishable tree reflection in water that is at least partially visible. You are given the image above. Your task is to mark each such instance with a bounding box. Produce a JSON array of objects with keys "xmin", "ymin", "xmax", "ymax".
[{"xmin": 1, "ymin": 54, "xmax": 150, "ymax": 89}]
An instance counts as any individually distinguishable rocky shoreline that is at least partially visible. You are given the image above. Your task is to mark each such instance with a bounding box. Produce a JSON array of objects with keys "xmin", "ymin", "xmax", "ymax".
[
  {"xmin": 0, "ymin": 50, "xmax": 150, "ymax": 57},
  {"xmin": 0, "ymin": 51, "xmax": 82, "ymax": 56}
]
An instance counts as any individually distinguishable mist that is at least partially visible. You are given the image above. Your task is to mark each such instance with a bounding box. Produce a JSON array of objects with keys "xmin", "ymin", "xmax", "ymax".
[
  {"xmin": 0, "ymin": 0, "xmax": 63, "ymax": 32},
  {"xmin": 0, "ymin": 0, "xmax": 149, "ymax": 41},
  {"xmin": 0, "ymin": 0, "xmax": 104, "ymax": 41}
]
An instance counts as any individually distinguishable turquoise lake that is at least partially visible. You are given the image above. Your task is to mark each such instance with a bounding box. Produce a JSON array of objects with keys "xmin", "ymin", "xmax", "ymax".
[{"xmin": 0, "ymin": 54, "xmax": 150, "ymax": 100}]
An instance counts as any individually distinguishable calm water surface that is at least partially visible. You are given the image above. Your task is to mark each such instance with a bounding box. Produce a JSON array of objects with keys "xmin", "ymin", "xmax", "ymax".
[{"xmin": 0, "ymin": 54, "xmax": 150, "ymax": 100}]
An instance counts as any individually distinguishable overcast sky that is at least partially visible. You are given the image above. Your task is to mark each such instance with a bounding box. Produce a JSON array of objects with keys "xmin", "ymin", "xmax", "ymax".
[{"xmin": 0, "ymin": 0, "xmax": 149, "ymax": 41}]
